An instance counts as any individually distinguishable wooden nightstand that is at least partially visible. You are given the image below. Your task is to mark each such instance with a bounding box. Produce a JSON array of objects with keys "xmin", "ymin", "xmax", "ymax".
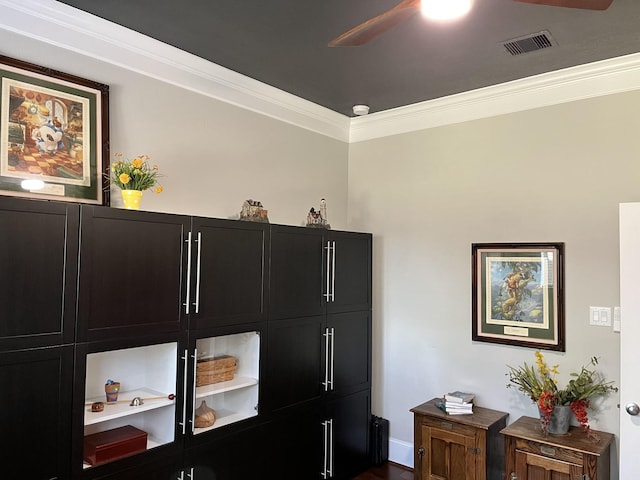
[
  {"xmin": 410, "ymin": 398, "xmax": 509, "ymax": 480},
  {"xmin": 501, "ymin": 416, "xmax": 613, "ymax": 480}
]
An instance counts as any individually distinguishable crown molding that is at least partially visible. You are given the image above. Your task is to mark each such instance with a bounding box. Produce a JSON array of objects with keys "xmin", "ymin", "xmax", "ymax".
[
  {"xmin": 2, "ymin": 0, "xmax": 639, "ymax": 145},
  {"xmin": 350, "ymin": 51, "xmax": 640, "ymax": 142},
  {"xmin": 0, "ymin": 0, "xmax": 351, "ymax": 142}
]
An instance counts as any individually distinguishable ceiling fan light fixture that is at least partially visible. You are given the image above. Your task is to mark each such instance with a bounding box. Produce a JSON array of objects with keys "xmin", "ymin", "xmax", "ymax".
[{"xmin": 421, "ymin": 0, "xmax": 472, "ymax": 20}]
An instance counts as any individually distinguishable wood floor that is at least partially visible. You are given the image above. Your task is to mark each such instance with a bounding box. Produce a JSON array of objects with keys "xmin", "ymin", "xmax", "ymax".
[{"xmin": 352, "ymin": 462, "xmax": 413, "ymax": 480}]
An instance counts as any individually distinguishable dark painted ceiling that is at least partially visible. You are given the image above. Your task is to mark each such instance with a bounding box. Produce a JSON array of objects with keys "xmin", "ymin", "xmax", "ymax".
[{"xmin": 55, "ymin": 0, "xmax": 640, "ymax": 116}]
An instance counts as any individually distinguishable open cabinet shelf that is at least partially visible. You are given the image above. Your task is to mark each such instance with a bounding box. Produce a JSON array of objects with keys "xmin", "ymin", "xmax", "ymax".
[
  {"xmin": 192, "ymin": 331, "xmax": 260, "ymax": 436},
  {"xmin": 82, "ymin": 342, "xmax": 178, "ymax": 470}
]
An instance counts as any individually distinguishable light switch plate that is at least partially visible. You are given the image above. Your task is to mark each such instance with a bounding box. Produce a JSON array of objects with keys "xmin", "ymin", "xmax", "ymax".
[
  {"xmin": 614, "ymin": 306, "xmax": 621, "ymax": 332},
  {"xmin": 589, "ymin": 306, "xmax": 612, "ymax": 326}
]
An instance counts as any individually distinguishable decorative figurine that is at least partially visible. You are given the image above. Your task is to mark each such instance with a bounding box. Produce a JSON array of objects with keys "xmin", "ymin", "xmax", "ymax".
[
  {"xmin": 104, "ymin": 379, "xmax": 120, "ymax": 402},
  {"xmin": 240, "ymin": 199, "xmax": 269, "ymax": 223},
  {"xmin": 306, "ymin": 198, "xmax": 330, "ymax": 229}
]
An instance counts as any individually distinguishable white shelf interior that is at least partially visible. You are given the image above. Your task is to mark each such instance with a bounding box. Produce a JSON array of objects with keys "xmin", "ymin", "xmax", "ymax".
[
  {"xmin": 83, "ymin": 342, "xmax": 178, "ymax": 468},
  {"xmin": 193, "ymin": 331, "xmax": 260, "ymax": 435}
]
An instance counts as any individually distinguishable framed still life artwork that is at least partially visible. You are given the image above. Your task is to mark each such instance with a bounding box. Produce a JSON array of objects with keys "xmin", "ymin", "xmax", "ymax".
[
  {"xmin": 472, "ymin": 242, "xmax": 565, "ymax": 351},
  {"xmin": 0, "ymin": 54, "xmax": 109, "ymax": 204}
]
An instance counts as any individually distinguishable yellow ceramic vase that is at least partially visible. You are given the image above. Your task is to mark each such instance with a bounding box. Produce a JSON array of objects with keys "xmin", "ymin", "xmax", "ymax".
[{"xmin": 121, "ymin": 189, "xmax": 143, "ymax": 210}]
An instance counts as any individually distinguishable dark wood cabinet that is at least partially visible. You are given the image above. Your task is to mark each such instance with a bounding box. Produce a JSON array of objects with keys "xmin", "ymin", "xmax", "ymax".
[
  {"xmin": 269, "ymin": 226, "xmax": 326, "ymax": 319},
  {"xmin": 328, "ymin": 310, "xmax": 371, "ymax": 397},
  {"xmin": 326, "ymin": 230, "xmax": 372, "ymax": 314},
  {"xmin": 267, "ymin": 406, "xmax": 324, "ymax": 480},
  {"xmin": 0, "ymin": 345, "xmax": 74, "ymax": 479},
  {"xmin": 0, "ymin": 197, "xmax": 78, "ymax": 350},
  {"xmin": 188, "ymin": 217, "xmax": 269, "ymax": 330},
  {"xmin": 77, "ymin": 206, "xmax": 190, "ymax": 342},
  {"xmin": 1, "ymin": 196, "xmax": 371, "ymax": 480},
  {"xmin": 183, "ymin": 423, "xmax": 269, "ymax": 480},
  {"xmin": 267, "ymin": 225, "xmax": 372, "ymax": 479},
  {"xmin": 269, "ymin": 226, "xmax": 372, "ymax": 320},
  {"xmin": 86, "ymin": 455, "xmax": 179, "ymax": 480},
  {"xmin": 327, "ymin": 389, "xmax": 372, "ymax": 480},
  {"xmin": 411, "ymin": 398, "xmax": 508, "ymax": 480},
  {"xmin": 501, "ymin": 416, "xmax": 613, "ymax": 480},
  {"xmin": 266, "ymin": 315, "xmax": 325, "ymax": 413}
]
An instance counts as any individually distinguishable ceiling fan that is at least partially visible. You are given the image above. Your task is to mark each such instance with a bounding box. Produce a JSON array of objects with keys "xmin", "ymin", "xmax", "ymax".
[{"xmin": 328, "ymin": 0, "xmax": 614, "ymax": 47}]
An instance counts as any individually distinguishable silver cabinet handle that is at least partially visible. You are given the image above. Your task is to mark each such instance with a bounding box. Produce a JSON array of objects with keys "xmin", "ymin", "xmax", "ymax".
[
  {"xmin": 179, "ymin": 349, "xmax": 189, "ymax": 435},
  {"xmin": 321, "ymin": 420, "xmax": 329, "ymax": 478},
  {"xmin": 320, "ymin": 419, "xmax": 334, "ymax": 478},
  {"xmin": 324, "ymin": 241, "xmax": 331, "ymax": 301},
  {"xmin": 330, "ymin": 241, "xmax": 336, "ymax": 302},
  {"xmin": 184, "ymin": 232, "xmax": 192, "ymax": 314},
  {"xmin": 194, "ymin": 232, "xmax": 202, "ymax": 313},
  {"xmin": 189, "ymin": 348, "xmax": 198, "ymax": 432},
  {"xmin": 327, "ymin": 418, "xmax": 334, "ymax": 477},
  {"xmin": 323, "ymin": 328, "xmax": 330, "ymax": 391},
  {"xmin": 329, "ymin": 327, "xmax": 335, "ymax": 391}
]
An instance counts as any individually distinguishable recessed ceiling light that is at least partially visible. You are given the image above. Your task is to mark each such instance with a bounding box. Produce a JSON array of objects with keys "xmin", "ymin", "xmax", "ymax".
[{"xmin": 421, "ymin": 0, "xmax": 472, "ymax": 20}]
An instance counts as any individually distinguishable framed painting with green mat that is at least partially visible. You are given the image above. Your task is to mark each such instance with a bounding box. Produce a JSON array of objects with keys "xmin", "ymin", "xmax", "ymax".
[{"xmin": 0, "ymin": 54, "xmax": 109, "ymax": 205}]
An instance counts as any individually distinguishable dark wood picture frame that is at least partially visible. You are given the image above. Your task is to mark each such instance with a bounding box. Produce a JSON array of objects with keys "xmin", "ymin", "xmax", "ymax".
[
  {"xmin": 472, "ymin": 242, "xmax": 565, "ymax": 351},
  {"xmin": 0, "ymin": 54, "xmax": 109, "ymax": 205}
]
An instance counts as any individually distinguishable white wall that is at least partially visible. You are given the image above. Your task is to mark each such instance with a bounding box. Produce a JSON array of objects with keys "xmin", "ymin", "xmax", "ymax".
[
  {"xmin": 349, "ymin": 92, "xmax": 640, "ymax": 478},
  {"xmin": 1, "ymin": 28, "xmax": 350, "ymax": 228}
]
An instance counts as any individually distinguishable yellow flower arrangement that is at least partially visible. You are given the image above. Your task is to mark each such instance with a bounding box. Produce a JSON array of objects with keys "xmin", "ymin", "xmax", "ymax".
[
  {"xmin": 506, "ymin": 351, "xmax": 617, "ymax": 435},
  {"xmin": 109, "ymin": 153, "xmax": 163, "ymax": 193}
]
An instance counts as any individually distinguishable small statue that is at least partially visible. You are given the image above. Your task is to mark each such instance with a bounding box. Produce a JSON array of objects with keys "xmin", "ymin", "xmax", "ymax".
[
  {"xmin": 240, "ymin": 199, "xmax": 269, "ymax": 223},
  {"xmin": 306, "ymin": 198, "xmax": 330, "ymax": 229}
]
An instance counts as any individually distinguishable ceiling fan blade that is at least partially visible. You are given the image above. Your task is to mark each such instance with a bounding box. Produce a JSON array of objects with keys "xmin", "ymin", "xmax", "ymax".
[
  {"xmin": 328, "ymin": 0, "xmax": 420, "ymax": 47},
  {"xmin": 512, "ymin": 0, "xmax": 613, "ymax": 10}
]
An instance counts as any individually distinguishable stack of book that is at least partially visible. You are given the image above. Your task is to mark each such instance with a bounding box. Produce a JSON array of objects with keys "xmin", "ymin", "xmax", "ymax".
[{"xmin": 437, "ymin": 391, "xmax": 475, "ymax": 415}]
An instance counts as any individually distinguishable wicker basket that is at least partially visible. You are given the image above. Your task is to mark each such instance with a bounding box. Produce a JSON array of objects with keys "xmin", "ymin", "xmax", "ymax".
[{"xmin": 196, "ymin": 355, "xmax": 237, "ymax": 387}]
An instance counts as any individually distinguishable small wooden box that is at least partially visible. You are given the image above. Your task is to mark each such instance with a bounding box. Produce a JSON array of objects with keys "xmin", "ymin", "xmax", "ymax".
[
  {"xmin": 196, "ymin": 355, "xmax": 237, "ymax": 386},
  {"xmin": 83, "ymin": 425, "xmax": 147, "ymax": 466}
]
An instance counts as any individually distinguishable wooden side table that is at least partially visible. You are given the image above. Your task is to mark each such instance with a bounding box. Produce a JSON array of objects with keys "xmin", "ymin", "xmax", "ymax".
[
  {"xmin": 501, "ymin": 416, "xmax": 613, "ymax": 480},
  {"xmin": 411, "ymin": 398, "xmax": 509, "ymax": 480}
]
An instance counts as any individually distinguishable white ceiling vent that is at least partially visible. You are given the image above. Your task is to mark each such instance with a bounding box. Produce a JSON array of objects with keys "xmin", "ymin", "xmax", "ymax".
[{"xmin": 503, "ymin": 30, "xmax": 556, "ymax": 56}]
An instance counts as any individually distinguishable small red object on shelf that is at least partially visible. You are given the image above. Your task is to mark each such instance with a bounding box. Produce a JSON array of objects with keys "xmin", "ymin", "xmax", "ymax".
[{"xmin": 83, "ymin": 425, "xmax": 147, "ymax": 466}]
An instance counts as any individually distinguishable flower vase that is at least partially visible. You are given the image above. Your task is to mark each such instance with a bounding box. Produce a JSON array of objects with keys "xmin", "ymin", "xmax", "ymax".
[
  {"xmin": 539, "ymin": 405, "xmax": 572, "ymax": 435},
  {"xmin": 121, "ymin": 190, "xmax": 143, "ymax": 210}
]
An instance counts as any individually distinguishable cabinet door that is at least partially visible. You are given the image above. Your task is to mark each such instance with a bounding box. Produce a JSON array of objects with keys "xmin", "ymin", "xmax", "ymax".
[
  {"xmin": 187, "ymin": 324, "xmax": 263, "ymax": 445},
  {"xmin": 190, "ymin": 217, "xmax": 268, "ymax": 330},
  {"xmin": 269, "ymin": 226, "xmax": 326, "ymax": 319},
  {"xmin": 88, "ymin": 456, "xmax": 179, "ymax": 480},
  {"xmin": 514, "ymin": 450, "xmax": 582, "ymax": 480},
  {"xmin": 77, "ymin": 206, "xmax": 190, "ymax": 342},
  {"xmin": 327, "ymin": 389, "xmax": 371, "ymax": 480},
  {"xmin": 0, "ymin": 197, "xmax": 78, "ymax": 350},
  {"xmin": 327, "ymin": 231, "xmax": 372, "ymax": 314},
  {"xmin": 421, "ymin": 424, "xmax": 476, "ymax": 480},
  {"xmin": 267, "ymin": 407, "xmax": 323, "ymax": 480},
  {"xmin": 0, "ymin": 345, "xmax": 73, "ymax": 479},
  {"xmin": 265, "ymin": 316, "xmax": 324, "ymax": 413},
  {"xmin": 72, "ymin": 336, "xmax": 182, "ymax": 477},
  {"xmin": 185, "ymin": 423, "xmax": 268, "ymax": 480},
  {"xmin": 328, "ymin": 311, "xmax": 371, "ymax": 397}
]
